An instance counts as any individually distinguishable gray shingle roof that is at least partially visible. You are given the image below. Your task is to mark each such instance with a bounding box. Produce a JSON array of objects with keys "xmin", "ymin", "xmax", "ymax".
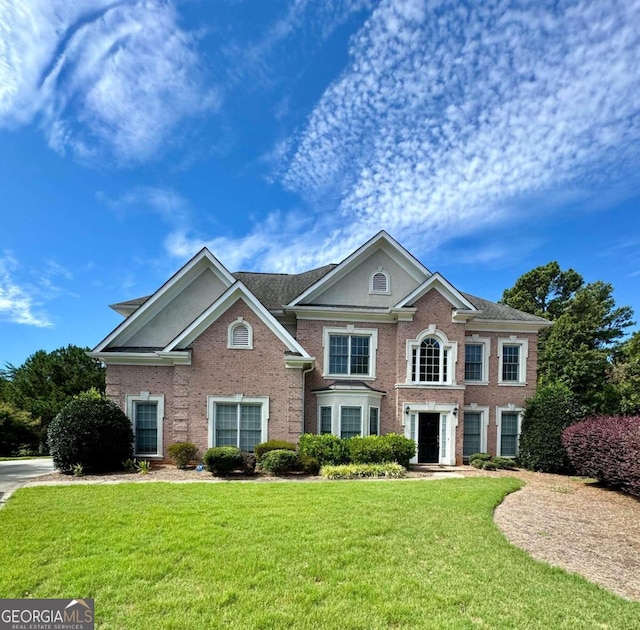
[{"xmin": 461, "ymin": 292, "xmax": 551, "ymax": 323}]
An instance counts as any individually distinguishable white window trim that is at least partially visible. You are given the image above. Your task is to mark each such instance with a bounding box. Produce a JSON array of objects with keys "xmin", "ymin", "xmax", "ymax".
[
  {"xmin": 319, "ymin": 405, "xmax": 333, "ymax": 434},
  {"xmin": 322, "ymin": 325, "xmax": 378, "ymax": 379},
  {"xmin": 368, "ymin": 405, "xmax": 380, "ymax": 436},
  {"xmin": 463, "ymin": 335, "xmax": 491, "ymax": 385},
  {"xmin": 406, "ymin": 325, "xmax": 458, "ymax": 386},
  {"xmin": 126, "ymin": 392, "xmax": 164, "ymax": 459},
  {"xmin": 227, "ymin": 317, "xmax": 254, "ymax": 349},
  {"xmin": 315, "ymin": 390, "xmax": 383, "ymax": 437},
  {"xmin": 207, "ymin": 395, "xmax": 269, "ymax": 449},
  {"xmin": 498, "ymin": 337, "xmax": 528, "ymax": 385},
  {"xmin": 496, "ymin": 405, "xmax": 523, "ymax": 458},
  {"xmin": 370, "ymin": 268, "xmax": 390, "ymax": 295},
  {"xmin": 462, "ymin": 405, "xmax": 489, "ymax": 458}
]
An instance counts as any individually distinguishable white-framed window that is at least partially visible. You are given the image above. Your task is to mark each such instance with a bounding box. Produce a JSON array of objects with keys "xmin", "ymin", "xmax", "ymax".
[
  {"xmin": 406, "ymin": 328, "xmax": 457, "ymax": 385},
  {"xmin": 319, "ymin": 406, "xmax": 333, "ymax": 434},
  {"xmin": 498, "ymin": 337, "xmax": 528, "ymax": 385},
  {"xmin": 340, "ymin": 406, "xmax": 362, "ymax": 439},
  {"xmin": 323, "ymin": 326, "xmax": 378, "ymax": 379},
  {"xmin": 228, "ymin": 318, "xmax": 253, "ymax": 349},
  {"xmin": 126, "ymin": 393, "xmax": 164, "ymax": 458},
  {"xmin": 369, "ymin": 406, "xmax": 380, "ymax": 436},
  {"xmin": 496, "ymin": 406, "xmax": 523, "ymax": 457},
  {"xmin": 462, "ymin": 406, "xmax": 489, "ymax": 460},
  {"xmin": 370, "ymin": 269, "xmax": 390, "ymax": 294},
  {"xmin": 464, "ymin": 336, "xmax": 490, "ymax": 383},
  {"xmin": 207, "ymin": 395, "xmax": 268, "ymax": 452}
]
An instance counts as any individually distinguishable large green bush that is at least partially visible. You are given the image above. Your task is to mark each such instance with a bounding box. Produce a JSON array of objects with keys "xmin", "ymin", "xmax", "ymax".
[
  {"xmin": 381, "ymin": 433, "xmax": 416, "ymax": 468},
  {"xmin": 347, "ymin": 435, "xmax": 394, "ymax": 464},
  {"xmin": 254, "ymin": 439, "xmax": 297, "ymax": 462},
  {"xmin": 298, "ymin": 434, "xmax": 349, "ymax": 466},
  {"xmin": 47, "ymin": 398, "xmax": 133, "ymax": 474},
  {"xmin": 167, "ymin": 442, "xmax": 198, "ymax": 469},
  {"xmin": 260, "ymin": 449, "xmax": 299, "ymax": 475},
  {"xmin": 203, "ymin": 447, "xmax": 243, "ymax": 476},
  {"xmin": 518, "ymin": 383, "xmax": 582, "ymax": 473}
]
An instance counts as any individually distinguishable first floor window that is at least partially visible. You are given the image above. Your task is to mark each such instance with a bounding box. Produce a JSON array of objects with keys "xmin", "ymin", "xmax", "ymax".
[
  {"xmin": 134, "ymin": 402, "xmax": 158, "ymax": 455},
  {"xmin": 340, "ymin": 407, "xmax": 362, "ymax": 439},
  {"xmin": 463, "ymin": 412, "xmax": 481, "ymax": 458},
  {"xmin": 500, "ymin": 412, "xmax": 520, "ymax": 457},
  {"xmin": 215, "ymin": 403, "xmax": 263, "ymax": 452},
  {"xmin": 320, "ymin": 406, "xmax": 332, "ymax": 434},
  {"xmin": 369, "ymin": 407, "xmax": 380, "ymax": 436}
]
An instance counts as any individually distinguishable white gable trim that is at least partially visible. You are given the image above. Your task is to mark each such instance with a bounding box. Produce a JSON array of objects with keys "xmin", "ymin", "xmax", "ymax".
[
  {"xmin": 286, "ymin": 231, "xmax": 431, "ymax": 307},
  {"xmin": 395, "ymin": 273, "xmax": 477, "ymax": 311},
  {"xmin": 164, "ymin": 281, "xmax": 312, "ymax": 358},
  {"xmin": 93, "ymin": 249, "xmax": 235, "ymax": 352}
]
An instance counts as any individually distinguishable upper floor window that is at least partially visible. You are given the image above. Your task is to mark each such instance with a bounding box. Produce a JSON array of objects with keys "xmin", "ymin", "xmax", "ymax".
[
  {"xmin": 228, "ymin": 318, "xmax": 253, "ymax": 349},
  {"xmin": 498, "ymin": 337, "xmax": 528, "ymax": 385},
  {"xmin": 464, "ymin": 337, "xmax": 490, "ymax": 383},
  {"xmin": 370, "ymin": 270, "xmax": 389, "ymax": 294},
  {"xmin": 323, "ymin": 326, "xmax": 378, "ymax": 379},
  {"xmin": 407, "ymin": 328, "xmax": 456, "ymax": 385}
]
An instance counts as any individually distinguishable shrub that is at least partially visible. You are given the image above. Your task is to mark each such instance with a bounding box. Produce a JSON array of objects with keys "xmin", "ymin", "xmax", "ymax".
[
  {"xmin": 48, "ymin": 398, "xmax": 133, "ymax": 474},
  {"xmin": 299, "ymin": 455, "xmax": 320, "ymax": 475},
  {"xmin": 320, "ymin": 463, "xmax": 406, "ymax": 480},
  {"xmin": 240, "ymin": 451, "xmax": 257, "ymax": 474},
  {"xmin": 203, "ymin": 447, "xmax": 243, "ymax": 476},
  {"xmin": 382, "ymin": 433, "xmax": 416, "ymax": 467},
  {"xmin": 260, "ymin": 449, "xmax": 299, "ymax": 475},
  {"xmin": 518, "ymin": 383, "xmax": 582, "ymax": 473},
  {"xmin": 469, "ymin": 453, "xmax": 517, "ymax": 471},
  {"xmin": 0, "ymin": 402, "xmax": 39, "ymax": 457},
  {"xmin": 562, "ymin": 415, "xmax": 640, "ymax": 497},
  {"xmin": 167, "ymin": 442, "xmax": 199, "ymax": 469},
  {"xmin": 347, "ymin": 435, "xmax": 394, "ymax": 464},
  {"xmin": 254, "ymin": 440, "xmax": 297, "ymax": 462},
  {"xmin": 469, "ymin": 453, "xmax": 491, "ymax": 466},
  {"xmin": 136, "ymin": 460, "xmax": 152, "ymax": 474},
  {"xmin": 492, "ymin": 457, "xmax": 517, "ymax": 470},
  {"xmin": 298, "ymin": 434, "xmax": 349, "ymax": 466}
]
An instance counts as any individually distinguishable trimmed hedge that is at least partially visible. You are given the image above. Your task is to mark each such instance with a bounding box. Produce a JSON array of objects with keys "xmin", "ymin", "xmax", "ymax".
[
  {"xmin": 469, "ymin": 453, "xmax": 517, "ymax": 470},
  {"xmin": 298, "ymin": 434, "xmax": 349, "ymax": 466},
  {"xmin": 347, "ymin": 435, "xmax": 394, "ymax": 464},
  {"xmin": 254, "ymin": 440, "xmax": 297, "ymax": 462},
  {"xmin": 203, "ymin": 446, "xmax": 243, "ymax": 476},
  {"xmin": 167, "ymin": 442, "xmax": 198, "ymax": 469},
  {"xmin": 383, "ymin": 433, "xmax": 416, "ymax": 468},
  {"xmin": 562, "ymin": 415, "xmax": 640, "ymax": 497},
  {"xmin": 260, "ymin": 449, "xmax": 299, "ymax": 475},
  {"xmin": 320, "ymin": 463, "xmax": 406, "ymax": 480},
  {"xmin": 48, "ymin": 398, "xmax": 133, "ymax": 474}
]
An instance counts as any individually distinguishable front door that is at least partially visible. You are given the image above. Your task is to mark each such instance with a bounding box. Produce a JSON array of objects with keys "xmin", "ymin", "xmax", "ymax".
[{"xmin": 418, "ymin": 412, "xmax": 440, "ymax": 463}]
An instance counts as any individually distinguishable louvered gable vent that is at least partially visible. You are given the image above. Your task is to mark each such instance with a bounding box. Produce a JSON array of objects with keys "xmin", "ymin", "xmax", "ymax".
[{"xmin": 372, "ymin": 271, "xmax": 388, "ymax": 293}]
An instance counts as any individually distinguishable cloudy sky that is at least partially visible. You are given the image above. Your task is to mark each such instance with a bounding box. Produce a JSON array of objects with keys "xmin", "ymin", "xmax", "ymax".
[{"xmin": 1, "ymin": 0, "xmax": 639, "ymax": 366}]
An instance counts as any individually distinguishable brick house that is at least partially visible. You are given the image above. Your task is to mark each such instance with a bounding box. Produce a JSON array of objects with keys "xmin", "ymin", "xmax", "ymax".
[{"xmin": 90, "ymin": 231, "xmax": 551, "ymax": 465}]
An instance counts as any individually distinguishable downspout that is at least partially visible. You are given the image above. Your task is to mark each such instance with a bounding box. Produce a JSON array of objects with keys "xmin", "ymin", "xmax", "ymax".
[{"xmin": 302, "ymin": 363, "xmax": 314, "ymax": 435}]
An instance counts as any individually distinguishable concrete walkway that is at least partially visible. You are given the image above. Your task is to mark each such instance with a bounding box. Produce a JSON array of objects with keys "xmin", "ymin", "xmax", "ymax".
[{"xmin": 0, "ymin": 458, "xmax": 56, "ymax": 507}]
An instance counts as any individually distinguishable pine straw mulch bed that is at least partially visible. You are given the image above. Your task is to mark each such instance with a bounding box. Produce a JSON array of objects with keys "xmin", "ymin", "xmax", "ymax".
[{"xmin": 25, "ymin": 465, "xmax": 640, "ymax": 602}]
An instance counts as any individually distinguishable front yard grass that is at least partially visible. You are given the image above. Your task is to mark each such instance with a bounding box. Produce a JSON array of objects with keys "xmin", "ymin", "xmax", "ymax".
[{"xmin": 1, "ymin": 477, "xmax": 637, "ymax": 629}]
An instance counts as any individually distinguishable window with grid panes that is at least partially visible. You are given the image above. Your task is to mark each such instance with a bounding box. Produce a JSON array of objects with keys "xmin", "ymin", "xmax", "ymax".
[
  {"xmin": 412, "ymin": 337, "xmax": 448, "ymax": 383},
  {"xmin": 463, "ymin": 412, "xmax": 482, "ymax": 458},
  {"xmin": 369, "ymin": 407, "xmax": 379, "ymax": 436},
  {"xmin": 340, "ymin": 407, "xmax": 362, "ymax": 439},
  {"xmin": 329, "ymin": 335, "xmax": 370, "ymax": 376},
  {"xmin": 502, "ymin": 345, "xmax": 520, "ymax": 382},
  {"xmin": 215, "ymin": 403, "xmax": 263, "ymax": 452},
  {"xmin": 500, "ymin": 412, "xmax": 520, "ymax": 457},
  {"xmin": 320, "ymin": 406, "xmax": 332, "ymax": 434},
  {"xmin": 464, "ymin": 344, "xmax": 483, "ymax": 381},
  {"xmin": 134, "ymin": 402, "xmax": 158, "ymax": 455}
]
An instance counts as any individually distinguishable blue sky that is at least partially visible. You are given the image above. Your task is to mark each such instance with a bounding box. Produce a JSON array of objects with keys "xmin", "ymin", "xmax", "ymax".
[{"xmin": 1, "ymin": 0, "xmax": 639, "ymax": 368}]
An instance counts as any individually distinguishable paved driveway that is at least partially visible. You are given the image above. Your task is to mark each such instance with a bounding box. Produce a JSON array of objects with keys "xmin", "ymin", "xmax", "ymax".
[{"xmin": 0, "ymin": 458, "xmax": 55, "ymax": 506}]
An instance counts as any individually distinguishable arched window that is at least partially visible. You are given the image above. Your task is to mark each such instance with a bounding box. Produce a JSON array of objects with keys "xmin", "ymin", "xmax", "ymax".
[
  {"xmin": 370, "ymin": 270, "xmax": 389, "ymax": 293},
  {"xmin": 228, "ymin": 319, "xmax": 253, "ymax": 349},
  {"xmin": 407, "ymin": 329, "xmax": 455, "ymax": 384}
]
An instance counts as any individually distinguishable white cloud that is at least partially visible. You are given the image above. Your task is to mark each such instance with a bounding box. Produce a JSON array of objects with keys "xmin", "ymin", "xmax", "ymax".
[
  {"xmin": 0, "ymin": 253, "xmax": 52, "ymax": 327},
  {"xmin": 271, "ymin": 0, "xmax": 640, "ymax": 264},
  {"xmin": 0, "ymin": 0, "xmax": 218, "ymax": 164}
]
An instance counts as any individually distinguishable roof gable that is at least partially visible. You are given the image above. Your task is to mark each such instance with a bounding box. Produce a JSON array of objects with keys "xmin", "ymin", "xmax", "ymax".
[
  {"xmin": 93, "ymin": 249, "xmax": 235, "ymax": 352},
  {"xmin": 395, "ymin": 272, "xmax": 477, "ymax": 311},
  {"xmin": 287, "ymin": 231, "xmax": 431, "ymax": 308}
]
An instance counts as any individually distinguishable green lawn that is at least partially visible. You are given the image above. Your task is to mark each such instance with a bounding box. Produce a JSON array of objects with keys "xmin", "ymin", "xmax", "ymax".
[{"xmin": 0, "ymin": 478, "xmax": 637, "ymax": 629}]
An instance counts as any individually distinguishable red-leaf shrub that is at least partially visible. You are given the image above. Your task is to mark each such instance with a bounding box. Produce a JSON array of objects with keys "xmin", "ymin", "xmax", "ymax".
[{"xmin": 562, "ymin": 415, "xmax": 640, "ymax": 497}]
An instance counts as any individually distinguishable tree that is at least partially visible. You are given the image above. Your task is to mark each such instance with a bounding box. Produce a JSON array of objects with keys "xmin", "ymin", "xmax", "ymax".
[
  {"xmin": 500, "ymin": 261, "xmax": 583, "ymax": 320},
  {"xmin": 610, "ymin": 331, "xmax": 640, "ymax": 414},
  {"xmin": 0, "ymin": 402, "xmax": 39, "ymax": 456},
  {"xmin": 1, "ymin": 345, "xmax": 106, "ymax": 436},
  {"xmin": 502, "ymin": 265, "xmax": 635, "ymax": 414}
]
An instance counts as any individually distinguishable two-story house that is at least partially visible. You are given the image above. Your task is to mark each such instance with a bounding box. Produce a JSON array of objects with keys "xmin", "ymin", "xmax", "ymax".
[{"xmin": 90, "ymin": 231, "xmax": 551, "ymax": 465}]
